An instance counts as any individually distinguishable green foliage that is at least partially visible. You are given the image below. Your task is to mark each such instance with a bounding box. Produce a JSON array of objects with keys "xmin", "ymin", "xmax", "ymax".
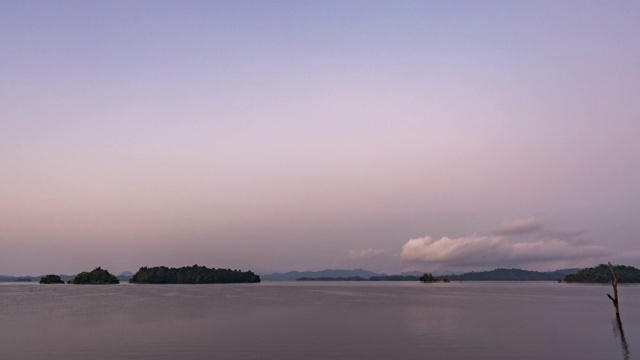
[
  {"xmin": 129, "ymin": 265, "xmax": 261, "ymax": 284},
  {"xmin": 563, "ymin": 264, "xmax": 640, "ymax": 283},
  {"xmin": 71, "ymin": 267, "xmax": 119, "ymax": 284},
  {"xmin": 39, "ymin": 274, "xmax": 64, "ymax": 284}
]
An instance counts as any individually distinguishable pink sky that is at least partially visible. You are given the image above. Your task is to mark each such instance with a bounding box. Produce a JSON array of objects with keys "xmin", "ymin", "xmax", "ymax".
[{"xmin": 2, "ymin": 1, "xmax": 640, "ymax": 275}]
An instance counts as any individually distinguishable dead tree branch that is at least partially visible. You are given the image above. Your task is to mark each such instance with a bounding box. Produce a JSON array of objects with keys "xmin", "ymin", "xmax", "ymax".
[{"xmin": 607, "ymin": 262, "xmax": 620, "ymax": 315}]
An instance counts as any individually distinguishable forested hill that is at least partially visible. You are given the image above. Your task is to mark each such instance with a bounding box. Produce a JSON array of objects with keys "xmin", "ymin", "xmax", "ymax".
[
  {"xmin": 440, "ymin": 268, "xmax": 579, "ymax": 281},
  {"xmin": 129, "ymin": 265, "xmax": 260, "ymax": 284},
  {"xmin": 563, "ymin": 264, "xmax": 640, "ymax": 283}
]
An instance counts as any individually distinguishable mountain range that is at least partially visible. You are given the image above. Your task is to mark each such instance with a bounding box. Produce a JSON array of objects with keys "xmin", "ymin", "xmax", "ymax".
[
  {"xmin": 259, "ymin": 269, "xmax": 383, "ymax": 281},
  {"xmin": 260, "ymin": 268, "xmax": 582, "ymax": 281},
  {"xmin": 1, "ymin": 268, "xmax": 584, "ymax": 282}
]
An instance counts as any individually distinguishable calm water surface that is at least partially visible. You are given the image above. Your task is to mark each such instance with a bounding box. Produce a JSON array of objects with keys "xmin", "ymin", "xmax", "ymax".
[{"xmin": 1, "ymin": 281, "xmax": 638, "ymax": 359}]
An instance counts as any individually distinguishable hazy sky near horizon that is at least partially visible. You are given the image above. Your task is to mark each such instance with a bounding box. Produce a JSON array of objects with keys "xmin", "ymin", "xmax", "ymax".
[{"xmin": 2, "ymin": 1, "xmax": 640, "ymax": 275}]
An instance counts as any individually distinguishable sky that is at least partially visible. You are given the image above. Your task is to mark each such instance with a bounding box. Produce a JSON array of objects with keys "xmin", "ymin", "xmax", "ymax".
[{"xmin": 2, "ymin": 1, "xmax": 640, "ymax": 276}]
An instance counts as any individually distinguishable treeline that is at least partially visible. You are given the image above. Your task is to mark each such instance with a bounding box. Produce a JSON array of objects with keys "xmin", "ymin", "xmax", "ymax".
[
  {"xmin": 129, "ymin": 265, "xmax": 260, "ymax": 284},
  {"xmin": 564, "ymin": 264, "xmax": 640, "ymax": 283},
  {"xmin": 439, "ymin": 268, "xmax": 578, "ymax": 281}
]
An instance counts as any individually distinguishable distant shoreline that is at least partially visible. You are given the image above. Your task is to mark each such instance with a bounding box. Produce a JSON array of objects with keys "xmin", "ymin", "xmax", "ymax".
[{"xmin": 4, "ymin": 264, "xmax": 640, "ymax": 284}]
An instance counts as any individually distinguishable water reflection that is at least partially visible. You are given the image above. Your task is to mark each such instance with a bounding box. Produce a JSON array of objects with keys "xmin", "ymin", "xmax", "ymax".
[
  {"xmin": 1, "ymin": 282, "xmax": 639, "ymax": 359},
  {"xmin": 614, "ymin": 314, "xmax": 630, "ymax": 360}
]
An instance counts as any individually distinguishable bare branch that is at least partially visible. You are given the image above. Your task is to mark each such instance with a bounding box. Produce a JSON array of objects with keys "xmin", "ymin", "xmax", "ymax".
[{"xmin": 608, "ymin": 262, "xmax": 620, "ymax": 315}]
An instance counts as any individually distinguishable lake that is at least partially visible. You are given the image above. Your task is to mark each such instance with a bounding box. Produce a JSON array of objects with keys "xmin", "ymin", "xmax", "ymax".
[{"xmin": 1, "ymin": 281, "xmax": 638, "ymax": 359}]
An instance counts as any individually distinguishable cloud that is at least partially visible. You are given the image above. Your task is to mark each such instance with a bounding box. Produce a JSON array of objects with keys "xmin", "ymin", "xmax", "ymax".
[
  {"xmin": 346, "ymin": 248, "xmax": 385, "ymax": 260},
  {"xmin": 542, "ymin": 228, "xmax": 585, "ymax": 239},
  {"xmin": 492, "ymin": 217, "xmax": 542, "ymax": 236},
  {"xmin": 400, "ymin": 234, "xmax": 613, "ymax": 269}
]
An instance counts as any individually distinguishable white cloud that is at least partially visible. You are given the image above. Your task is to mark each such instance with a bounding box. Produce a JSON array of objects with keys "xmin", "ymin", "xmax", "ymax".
[
  {"xmin": 346, "ymin": 248, "xmax": 385, "ymax": 260},
  {"xmin": 400, "ymin": 234, "xmax": 613, "ymax": 269},
  {"xmin": 492, "ymin": 217, "xmax": 542, "ymax": 236}
]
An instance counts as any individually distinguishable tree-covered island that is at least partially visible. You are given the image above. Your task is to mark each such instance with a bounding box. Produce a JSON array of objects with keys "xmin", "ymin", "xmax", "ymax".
[
  {"xmin": 71, "ymin": 267, "xmax": 120, "ymax": 284},
  {"xmin": 563, "ymin": 264, "xmax": 640, "ymax": 283},
  {"xmin": 420, "ymin": 273, "xmax": 450, "ymax": 283},
  {"xmin": 129, "ymin": 265, "xmax": 260, "ymax": 284},
  {"xmin": 40, "ymin": 274, "xmax": 65, "ymax": 284}
]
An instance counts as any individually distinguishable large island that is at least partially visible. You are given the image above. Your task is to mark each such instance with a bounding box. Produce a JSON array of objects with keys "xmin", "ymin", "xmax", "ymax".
[
  {"xmin": 129, "ymin": 265, "xmax": 260, "ymax": 284},
  {"xmin": 563, "ymin": 264, "xmax": 640, "ymax": 283}
]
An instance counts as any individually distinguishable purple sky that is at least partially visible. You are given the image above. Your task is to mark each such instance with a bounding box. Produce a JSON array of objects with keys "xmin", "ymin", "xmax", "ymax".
[{"xmin": 2, "ymin": 1, "xmax": 640, "ymax": 275}]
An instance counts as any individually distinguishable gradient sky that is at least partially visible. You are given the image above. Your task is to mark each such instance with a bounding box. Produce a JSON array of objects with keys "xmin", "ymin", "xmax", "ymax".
[{"xmin": 2, "ymin": 1, "xmax": 640, "ymax": 275}]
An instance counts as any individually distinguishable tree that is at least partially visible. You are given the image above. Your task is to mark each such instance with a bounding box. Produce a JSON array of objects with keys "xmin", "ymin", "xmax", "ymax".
[{"xmin": 607, "ymin": 262, "xmax": 620, "ymax": 315}]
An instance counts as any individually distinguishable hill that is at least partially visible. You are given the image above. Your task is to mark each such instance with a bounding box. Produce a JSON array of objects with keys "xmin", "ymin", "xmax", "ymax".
[
  {"xmin": 297, "ymin": 275, "xmax": 420, "ymax": 281},
  {"xmin": 117, "ymin": 271, "xmax": 134, "ymax": 282},
  {"xmin": 564, "ymin": 264, "xmax": 640, "ymax": 283},
  {"xmin": 440, "ymin": 268, "xmax": 580, "ymax": 281}
]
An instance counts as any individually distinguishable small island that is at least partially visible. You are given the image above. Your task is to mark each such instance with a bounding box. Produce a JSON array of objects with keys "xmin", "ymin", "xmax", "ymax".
[
  {"xmin": 40, "ymin": 274, "xmax": 65, "ymax": 284},
  {"xmin": 129, "ymin": 265, "xmax": 260, "ymax": 284},
  {"xmin": 420, "ymin": 273, "xmax": 450, "ymax": 283},
  {"xmin": 563, "ymin": 264, "xmax": 640, "ymax": 283},
  {"xmin": 71, "ymin": 267, "xmax": 120, "ymax": 284}
]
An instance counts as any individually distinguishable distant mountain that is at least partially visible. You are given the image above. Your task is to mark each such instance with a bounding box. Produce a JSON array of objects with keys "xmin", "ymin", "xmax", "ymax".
[
  {"xmin": 0, "ymin": 274, "xmax": 75, "ymax": 282},
  {"xmin": 296, "ymin": 274, "xmax": 420, "ymax": 282},
  {"xmin": 297, "ymin": 276, "xmax": 369, "ymax": 281},
  {"xmin": 439, "ymin": 268, "xmax": 581, "ymax": 281},
  {"xmin": 260, "ymin": 269, "xmax": 383, "ymax": 281},
  {"xmin": 117, "ymin": 271, "xmax": 134, "ymax": 281},
  {"xmin": 398, "ymin": 271, "xmax": 425, "ymax": 277}
]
